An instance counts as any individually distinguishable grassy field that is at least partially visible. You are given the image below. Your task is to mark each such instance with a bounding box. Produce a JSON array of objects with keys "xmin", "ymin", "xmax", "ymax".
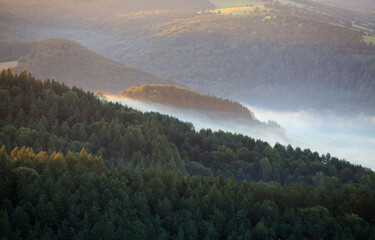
[
  {"xmin": 208, "ymin": 6, "xmax": 265, "ymax": 15},
  {"xmin": 363, "ymin": 35, "xmax": 375, "ymax": 44},
  {"xmin": 205, "ymin": 0, "xmax": 267, "ymax": 15},
  {"xmin": 209, "ymin": 0, "xmax": 265, "ymax": 8},
  {"xmin": 0, "ymin": 61, "xmax": 18, "ymax": 70}
]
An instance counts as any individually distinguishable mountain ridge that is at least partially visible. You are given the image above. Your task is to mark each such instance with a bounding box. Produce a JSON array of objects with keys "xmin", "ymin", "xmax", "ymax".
[{"xmin": 12, "ymin": 38, "xmax": 180, "ymax": 92}]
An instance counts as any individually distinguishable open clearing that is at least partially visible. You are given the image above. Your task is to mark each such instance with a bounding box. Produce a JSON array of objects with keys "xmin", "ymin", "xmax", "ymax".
[
  {"xmin": 206, "ymin": 0, "xmax": 267, "ymax": 15},
  {"xmin": 209, "ymin": 0, "xmax": 265, "ymax": 8},
  {"xmin": 0, "ymin": 61, "xmax": 18, "ymax": 70},
  {"xmin": 208, "ymin": 6, "xmax": 265, "ymax": 15},
  {"xmin": 363, "ymin": 35, "xmax": 375, "ymax": 44},
  {"xmin": 206, "ymin": 0, "xmax": 307, "ymax": 15}
]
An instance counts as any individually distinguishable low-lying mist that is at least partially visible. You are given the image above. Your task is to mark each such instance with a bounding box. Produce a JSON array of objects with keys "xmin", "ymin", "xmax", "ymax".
[
  {"xmin": 246, "ymin": 105, "xmax": 375, "ymax": 170},
  {"xmin": 108, "ymin": 97, "xmax": 375, "ymax": 170},
  {"xmin": 109, "ymin": 97, "xmax": 287, "ymax": 142}
]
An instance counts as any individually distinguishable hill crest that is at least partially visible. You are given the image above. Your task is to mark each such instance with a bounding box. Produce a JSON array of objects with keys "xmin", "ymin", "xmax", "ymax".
[
  {"xmin": 115, "ymin": 84, "xmax": 255, "ymax": 117},
  {"xmin": 13, "ymin": 38, "xmax": 179, "ymax": 92}
]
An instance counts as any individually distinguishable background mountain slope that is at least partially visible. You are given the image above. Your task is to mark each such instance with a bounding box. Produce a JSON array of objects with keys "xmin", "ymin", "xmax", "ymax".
[
  {"xmin": 1, "ymin": 0, "xmax": 374, "ymax": 114},
  {"xmin": 98, "ymin": 10, "xmax": 375, "ymax": 113},
  {"xmin": 315, "ymin": 0, "xmax": 375, "ymax": 11},
  {"xmin": 12, "ymin": 38, "xmax": 178, "ymax": 92}
]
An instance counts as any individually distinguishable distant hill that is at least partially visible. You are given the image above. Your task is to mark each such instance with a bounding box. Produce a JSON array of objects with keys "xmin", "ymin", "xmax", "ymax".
[
  {"xmin": 1, "ymin": 0, "xmax": 375, "ymax": 113},
  {"xmin": 0, "ymin": 28, "xmax": 35, "ymax": 62},
  {"xmin": 315, "ymin": 0, "xmax": 375, "ymax": 11},
  {"xmin": 0, "ymin": 30, "xmax": 18, "ymax": 43},
  {"xmin": 0, "ymin": 40, "xmax": 34, "ymax": 62},
  {"xmin": 98, "ymin": 8, "xmax": 375, "ymax": 113},
  {"xmin": 13, "ymin": 38, "xmax": 178, "ymax": 92},
  {"xmin": 117, "ymin": 84, "xmax": 254, "ymax": 117}
]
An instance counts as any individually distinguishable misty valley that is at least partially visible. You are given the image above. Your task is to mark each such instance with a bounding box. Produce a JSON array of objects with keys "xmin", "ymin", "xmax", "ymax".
[
  {"xmin": 106, "ymin": 95, "xmax": 375, "ymax": 170},
  {"xmin": 1, "ymin": 0, "xmax": 375, "ymax": 239}
]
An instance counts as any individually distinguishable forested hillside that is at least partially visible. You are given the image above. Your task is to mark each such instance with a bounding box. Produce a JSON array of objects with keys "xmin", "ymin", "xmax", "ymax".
[
  {"xmin": 118, "ymin": 84, "xmax": 254, "ymax": 116},
  {"xmin": 1, "ymin": 147, "xmax": 375, "ymax": 239},
  {"xmin": 1, "ymin": 70, "xmax": 373, "ymax": 186},
  {"xmin": 11, "ymin": 39, "xmax": 177, "ymax": 92},
  {"xmin": 105, "ymin": 11, "xmax": 375, "ymax": 113},
  {"xmin": 1, "ymin": 70, "xmax": 375, "ymax": 239},
  {"xmin": 1, "ymin": 0, "xmax": 375, "ymax": 239}
]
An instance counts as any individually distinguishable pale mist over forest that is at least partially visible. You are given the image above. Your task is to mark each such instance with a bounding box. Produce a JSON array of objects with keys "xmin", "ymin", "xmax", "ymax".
[{"xmin": 106, "ymin": 97, "xmax": 375, "ymax": 170}]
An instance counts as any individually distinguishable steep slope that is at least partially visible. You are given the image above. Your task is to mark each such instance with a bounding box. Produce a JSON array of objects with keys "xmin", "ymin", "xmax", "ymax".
[
  {"xmin": 1, "ymin": 69, "xmax": 372, "ymax": 184},
  {"xmin": 13, "ymin": 39, "xmax": 178, "ymax": 92},
  {"xmin": 2, "ymin": 72, "xmax": 375, "ymax": 239},
  {"xmin": 105, "ymin": 84, "xmax": 287, "ymax": 145}
]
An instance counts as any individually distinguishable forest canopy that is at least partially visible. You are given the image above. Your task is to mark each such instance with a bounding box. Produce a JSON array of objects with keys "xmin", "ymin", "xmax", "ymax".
[
  {"xmin": 1, "ymin": 70, "xmax": 375, "ymax": 239},
  {"xmin": 0, "ymin": 0, "xmax": 374, "ymax": 238},
  {"xmin": 1, "ymin": 69, "xmax": 373, "ymax": 186},
  {"xmin": 1, "ymin": 146, "xmax": 375, "ymax": 239}
]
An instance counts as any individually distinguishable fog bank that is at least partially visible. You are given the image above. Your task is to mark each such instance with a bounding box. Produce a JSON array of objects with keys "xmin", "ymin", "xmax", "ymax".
[
  {"xmin": 108, "ymin": 97, "xmax": 288, "ymax": 144},
  {"xmin": 247, "ymin": 105, "xmax": 375, "ymax": 170},
  {"xmin": 108, "ymin": 97, "xmax": 375, "ymax": 170}
]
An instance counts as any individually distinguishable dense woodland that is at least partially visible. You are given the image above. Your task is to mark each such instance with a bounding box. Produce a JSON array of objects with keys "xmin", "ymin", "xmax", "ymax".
[
  {"xmin": 118, "ymin": 84, "xmax": 254, "ymax": 116},
  {"xmin": 1, "ymin": 147, "xmax": 375, "ymax": 239},
  {"xmin": 1, "ymin": 71, "xmax": 375, "ymax": 239},
  {"xmin": 1, "ymin": 70, "xmax": 374, "ymax": 186},
  {"xmin": 1, "ymin": 1, "xmax": 375, "ymax": 238}
]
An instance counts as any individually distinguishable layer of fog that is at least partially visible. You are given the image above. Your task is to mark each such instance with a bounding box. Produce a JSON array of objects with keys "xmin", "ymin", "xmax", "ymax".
[
  {"xmin": 108, "ymin": 97, "xmax": 288, "ymax": 144},
  {"xmin": 108, "ymin": 97, "xmax": 375, "ymax": 170},
  {"xmin": 246, "ymin": 105, "xmax": 375, "ymax": 170},
  {"xmin": 0, "ymin": 61, "xmax": 18, "ymax": 70}
]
